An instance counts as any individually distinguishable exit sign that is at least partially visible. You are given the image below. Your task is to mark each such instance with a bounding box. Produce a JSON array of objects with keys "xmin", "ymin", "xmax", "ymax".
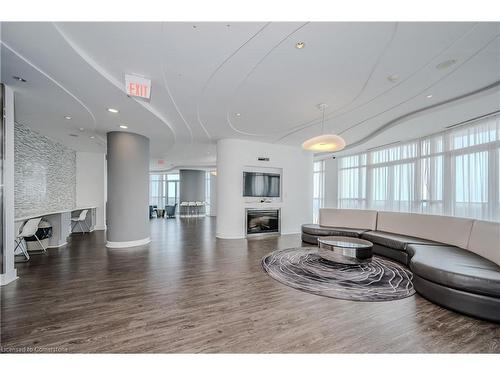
[{"xmin": 125, "ymin": 74, "xmax": 151, "ymax": 99}]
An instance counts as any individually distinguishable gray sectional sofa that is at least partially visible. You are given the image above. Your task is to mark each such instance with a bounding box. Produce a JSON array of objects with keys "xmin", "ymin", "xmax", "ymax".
[{"xmin": 301, "ymin": 208, "xmax": 500, "ymax": 323}]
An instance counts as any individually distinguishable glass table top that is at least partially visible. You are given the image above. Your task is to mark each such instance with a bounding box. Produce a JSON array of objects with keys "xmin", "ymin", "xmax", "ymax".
[{"xmin": 317, "ymin": 236, "xmax": 373, "ymax": 249}]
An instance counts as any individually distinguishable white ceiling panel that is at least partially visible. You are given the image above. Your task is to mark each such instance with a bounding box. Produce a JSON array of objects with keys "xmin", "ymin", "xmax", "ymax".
[{"xmin": 1, "ymin": 21, "xmax": 499, "ymax": 165}]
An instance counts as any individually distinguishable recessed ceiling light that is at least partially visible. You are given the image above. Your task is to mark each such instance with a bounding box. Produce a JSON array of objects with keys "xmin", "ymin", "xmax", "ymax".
[
  {"xmin": 426, "ymin": 94, "xmax": 433, "ymax": 98},
  {"xmin": 64, "ymin": 116, "xmax": 72, "ymax": 120},
  {"xmin": 436, "ymin": 59, "xmax": 457, "ymax": 70},
  {"xmin": 119, "ymin": 125, "xmax": 128, "ymax": 129},
  {"xmin": 387, "ymin": 74, "xmax": 399, "ymax": 83},
  {"xmin": 12, "ymin": 76, "xmax": 27, "ymax": 82},
  {"xmin": 79, "ymin": 127, "xmax": 85, "ymax": 131},
  {"xmin": 295, "ymin": 42, "xmax": 305, "ymax": 49},
  {"xmin": 107, "ymin": 108, "xmax": 119, "ymax": 113},
  {"xmin": 235, "ymin": 113, "xmax": 241, "ymax": 117},
  {"xmin": 89, "ymin": 136, "xmax": 95, "ymax": 139}
]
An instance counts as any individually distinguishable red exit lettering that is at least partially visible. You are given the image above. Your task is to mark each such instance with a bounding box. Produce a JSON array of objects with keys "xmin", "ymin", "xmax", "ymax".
[{"xmin": 128, "ymin": 83, "xmax": 149, "ymax": 98}]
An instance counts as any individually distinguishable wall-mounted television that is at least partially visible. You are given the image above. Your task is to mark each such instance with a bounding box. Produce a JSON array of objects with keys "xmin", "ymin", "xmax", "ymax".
[{"xmin": 243, "ymin": 172, "xmax": 281, "ymax": 197}]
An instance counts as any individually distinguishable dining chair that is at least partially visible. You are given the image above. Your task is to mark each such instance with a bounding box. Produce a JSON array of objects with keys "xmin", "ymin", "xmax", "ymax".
[
  {"xmin": 165, "ymin": 203, "xmax": 177, "ymax": 218},
  {"xmin": 71, "ymin": 209, "xmax": 90, "ymax": 234},
  {"xmin": 180, "ymin": 201, "xmax": 188, "ymax": 216},
  {"xmin": 188, "ymin": 202, "xmax": 196, "ymax": 216},
  {"xmin": 195, "ymin": 201, "xmax": 204, "ymax": 216},
  {"xmin": 14, "ymin": 217, "xmax": 45, "ymax": 261}
]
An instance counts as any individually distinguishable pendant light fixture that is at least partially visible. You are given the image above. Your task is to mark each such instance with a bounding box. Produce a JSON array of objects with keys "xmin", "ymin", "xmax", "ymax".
[{"xmin": 302, "ymin": 103, "xmax": 346, "ymax": 152}]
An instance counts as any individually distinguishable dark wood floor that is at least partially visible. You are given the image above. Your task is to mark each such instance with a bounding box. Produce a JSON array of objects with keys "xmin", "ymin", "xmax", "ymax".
[{"xmin": 1, "ymin": 217, "xmax": 499, "ymax": 353}]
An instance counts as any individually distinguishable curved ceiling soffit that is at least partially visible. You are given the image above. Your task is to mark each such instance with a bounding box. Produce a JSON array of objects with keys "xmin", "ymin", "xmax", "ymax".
[
  {"xmin": 0, "ymin": 41, "xmax": 104, "ymax": 143},
  {"xmin": 342, "ymin": 79, "xmax": 500, "ymax": 153},
  {"xmin": 275, "ymin": 22, "xmax": 482, "ymax": 143},
  {"xmin": 226, "ymin": 22, "xmax": 397, "ymax": 137},
  {"xmin": 195, "ymin": 22, "xmax": 272, "ymax": 140},
  {"xmin": 336, "ymin": 31, "xmax": 500, "ymax": 138},
  {"xmin": 152, "ymin": 163, "xmax": 216, "ymax": 174},
  {"xmin": 52, "ymin": 23, "xmax": 177, "ymax": 143},
  {"xmin": 224, "ymin": 22, "xmax": 310, "ymax": 136},
  {"xmin": 160, "ymin": 22, "xmax": 194, "ymax": 144}
]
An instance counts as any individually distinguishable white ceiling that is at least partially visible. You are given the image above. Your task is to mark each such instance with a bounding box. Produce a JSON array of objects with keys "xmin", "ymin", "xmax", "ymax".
[{"xmin": 1, "ymin": 22, "xmax": 499, "ymax": 168}]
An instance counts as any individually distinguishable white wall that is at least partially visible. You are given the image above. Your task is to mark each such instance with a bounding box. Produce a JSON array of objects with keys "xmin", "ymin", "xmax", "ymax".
[
  {"xmin": 1, "ymin": 85, "xmax": 17, "ymax": 285},
  {"xmin": 76, "ymin": 152, "xmax": 106, "ymax": 230},
  {"xmin": 216, "ymin": 139, "xmax": 313, "ymax": 239},
  {"xmin": 324, "ymin": 157, "xmax": 339, "ymax": 208}
]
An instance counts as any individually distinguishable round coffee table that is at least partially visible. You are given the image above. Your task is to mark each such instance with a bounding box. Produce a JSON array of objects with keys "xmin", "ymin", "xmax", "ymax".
[{"xmin": 317, "ymin": 236, "xmax": 373, "ymax": 265}]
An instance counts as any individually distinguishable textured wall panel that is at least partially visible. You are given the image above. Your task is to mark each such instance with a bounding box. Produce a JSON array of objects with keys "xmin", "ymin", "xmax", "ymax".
[{"xmin": 14, "ymin": 124, "xmax": 76, "ymax": 218}]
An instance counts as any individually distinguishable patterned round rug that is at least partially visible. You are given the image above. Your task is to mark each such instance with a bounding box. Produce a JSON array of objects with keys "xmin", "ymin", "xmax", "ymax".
[{"xmin": 262, "ymin": 247, "xmax": 415, "ymax": 302}]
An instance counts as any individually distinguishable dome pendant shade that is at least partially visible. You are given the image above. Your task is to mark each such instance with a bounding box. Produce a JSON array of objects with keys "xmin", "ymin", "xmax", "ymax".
[{"xmin": 302, "ymin": 134, "xmax": 346, "ymax": 152}]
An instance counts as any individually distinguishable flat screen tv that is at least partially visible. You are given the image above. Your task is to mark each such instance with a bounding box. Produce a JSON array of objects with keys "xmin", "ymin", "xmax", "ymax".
[{"xmin": 243, "ymin": 172, "xmax": 281, "ymax": 197}]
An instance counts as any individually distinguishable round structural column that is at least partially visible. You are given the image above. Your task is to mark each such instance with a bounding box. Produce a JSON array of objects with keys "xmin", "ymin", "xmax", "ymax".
[
  {"xmin": 106, "ymin": 131, "xmax": 150, "ymax": 248},
  {"xmin": 179, "ymin": 169, "xmax": 205, "ymax": 203}
]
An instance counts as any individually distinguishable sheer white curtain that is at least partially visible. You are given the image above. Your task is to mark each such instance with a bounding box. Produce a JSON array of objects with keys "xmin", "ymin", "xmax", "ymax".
[
  {"xmin": 149, "ymin": 174, "xmax": 165, "ymax": 207},
  {"xmin": 338, "ymin": 113, "xmax": 500, "ymax": 222},
  {"xmin": 338, "ymin": 154, "xmax": 366, "ymax": 208},
  {"xmin": 312, "ymin": 161, "xmax": 325, "ymax": 223}
]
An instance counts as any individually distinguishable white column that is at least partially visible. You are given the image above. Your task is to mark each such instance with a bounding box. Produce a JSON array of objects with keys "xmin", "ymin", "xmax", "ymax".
[
  {"xmin": 209, "ymin": 173, "xmax": 217, "ymax": 216},
  {"xmin": 1, "ymin": 85, "xmax": 17, "ymax": 285}
]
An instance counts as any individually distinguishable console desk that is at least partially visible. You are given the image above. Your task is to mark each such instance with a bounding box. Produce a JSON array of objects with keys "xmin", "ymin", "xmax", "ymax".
[{"xmin": 14, "ymin": 206, "xmax": 97, "ymax": 248}]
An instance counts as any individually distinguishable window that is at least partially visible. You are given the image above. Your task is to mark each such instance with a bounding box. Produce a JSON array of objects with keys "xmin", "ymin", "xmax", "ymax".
[
  {"xmin": 205, "ymin": 171, "xmax": 212, "ymax": 215},
  {"xmin": 149, "ymin": 173, "xmax": 179, "ymax": 211},
  {"xmin": 166, "ymin": 173, "xmax": 179, "ymax": 207},
  {"xmin": 338, "ymin": 154, "xmax": 366, "ymax": 208},
  {"xmin": 338, "ymin": 113, "xmax": 500, "ymax": 222},
  {"xmin": 312, "ymin": 160, "xmax": 325, "ymax": 223},
  {"xmin": 453, "ymin": 151, "xmax": 489, "ymax": 219},
  {"xmin": 149, "ymin": 174, "xmax": 165, "ymax": 208}
]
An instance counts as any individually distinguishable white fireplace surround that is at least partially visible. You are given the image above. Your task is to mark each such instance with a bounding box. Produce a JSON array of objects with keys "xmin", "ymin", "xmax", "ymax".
[{"xmin": 216, "ymin": 139, "xmax": 313, "ymax": 239}]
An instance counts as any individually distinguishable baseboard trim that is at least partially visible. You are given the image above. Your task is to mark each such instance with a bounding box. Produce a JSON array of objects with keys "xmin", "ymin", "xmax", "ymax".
[
  {"xmin": 216, "ymin": 234, "xmax": 245, "ymax": 240},
  {"xmin": 106, "ymin": 237, "xmax": 151, "ymax": 248},
  {"xmin": 0, "ymin": 270, "xmax": 18, "ymax": 286}
]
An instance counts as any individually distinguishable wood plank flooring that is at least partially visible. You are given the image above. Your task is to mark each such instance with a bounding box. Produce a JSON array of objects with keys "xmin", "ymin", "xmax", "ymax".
[{"xmin": 1, "ymin": 217, "xmax": 499, "ymax": 353}]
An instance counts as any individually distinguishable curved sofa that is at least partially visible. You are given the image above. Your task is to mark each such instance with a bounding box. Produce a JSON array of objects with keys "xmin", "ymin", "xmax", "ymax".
[{"xmin": 302, "ymin": 208, "xmax": 500, "ymax": 323}]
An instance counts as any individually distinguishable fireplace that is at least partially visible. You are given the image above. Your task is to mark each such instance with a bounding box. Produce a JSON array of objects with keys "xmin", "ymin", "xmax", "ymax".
[{"xmin": 246, "ymin": 208, "xmax": 280, "ymax": 237}]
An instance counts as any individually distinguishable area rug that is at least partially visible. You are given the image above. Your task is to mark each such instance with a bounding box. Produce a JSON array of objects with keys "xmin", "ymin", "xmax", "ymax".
[{"xmin": 262, "ymin": 247, "xmax": 415, "ymax": 302}]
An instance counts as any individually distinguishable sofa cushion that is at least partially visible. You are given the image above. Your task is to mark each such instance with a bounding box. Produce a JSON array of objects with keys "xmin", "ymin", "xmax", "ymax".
[
  {"xmin": 467, "ymin": 220, "xmax": 500, "ymax": 267},
  {"xmin": 319, "ymin": 208, "xmax": 377, "ymax": 230},
  {"xmin": 361, "ymin": 230, "xmax": 442, "ymax": 250},
  {"xmin": 408, "ymin": 244, "xmax": 500, "ymax": 298},
  {"xmin": 376, "ymin": 211, "xmax": 473, "ymax": 249},
  {"xmin": 301, "ymin": 224, "xmax": 367, "ymax": 237},
  {"xmin": 301, "ymin": 232, "xmax": 319, "ymax": 245},
  {"xmin": 371, "ymin": 243, "xmax": 409, "ymax": 265}
]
